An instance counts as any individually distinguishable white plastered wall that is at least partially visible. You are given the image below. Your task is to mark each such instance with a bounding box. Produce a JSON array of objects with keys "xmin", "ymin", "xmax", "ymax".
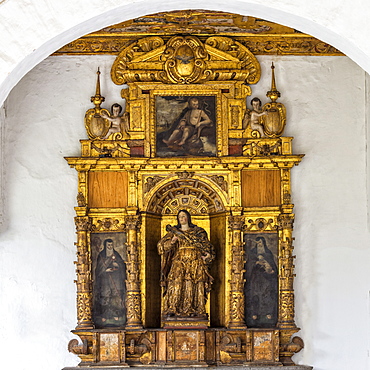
[
  {"xmin": 0, "ymin": 54, "xmax": 369, "ymax": 370},
  {"xmin": 1, "ymin": 0, "xmax": 370, "ymax": 106}
]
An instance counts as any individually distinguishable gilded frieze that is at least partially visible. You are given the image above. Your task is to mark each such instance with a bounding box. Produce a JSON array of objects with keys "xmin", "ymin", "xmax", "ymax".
[{"xmin": 55, "ymin": 10, "xmax": 342, "ymax": 57}]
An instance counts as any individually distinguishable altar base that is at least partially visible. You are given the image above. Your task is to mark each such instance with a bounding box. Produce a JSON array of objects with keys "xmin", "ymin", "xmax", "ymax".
[{"xmin": 63, "ymin": 366, "xmax": 313, "ymax": 370}]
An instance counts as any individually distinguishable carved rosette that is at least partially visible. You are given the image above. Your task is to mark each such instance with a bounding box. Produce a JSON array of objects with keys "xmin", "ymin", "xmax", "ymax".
[
  {"xmin": 74, "ymin": 216, "xmax": 93, "ymax": 328},
  {"xmin": 277, "ymin": 214, "xmax": 296, "ymax": 329},
  {"xmin": 125, "ymin": 215, "xmax": 143, "ymax": 328},
  {"xmin": 228, "ymin": 215, "xmax": 246, "ymax": 328}
]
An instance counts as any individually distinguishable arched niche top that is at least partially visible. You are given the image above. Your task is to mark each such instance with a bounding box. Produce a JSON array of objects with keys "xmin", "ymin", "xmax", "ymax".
[{"xmin": 146, "ymin": 177, "xmax": 226, "ymax": 215}]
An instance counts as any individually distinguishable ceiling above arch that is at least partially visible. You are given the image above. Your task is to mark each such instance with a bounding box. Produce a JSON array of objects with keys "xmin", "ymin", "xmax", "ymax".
[{"xmin": 55, "ymin": 10, "xmax": 342, "ymax": 57}]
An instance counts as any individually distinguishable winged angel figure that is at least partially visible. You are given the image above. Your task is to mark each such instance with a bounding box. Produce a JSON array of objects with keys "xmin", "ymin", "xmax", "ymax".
[{"xmin": 243, "ymin": 97, "xmax": 267, "ymax": 138}]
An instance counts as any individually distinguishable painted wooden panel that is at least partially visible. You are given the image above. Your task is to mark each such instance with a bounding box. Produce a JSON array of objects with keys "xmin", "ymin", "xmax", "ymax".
[
  {"xmin": 242, "ymin": 170, "xmax": 280, "ymax": 207},
  {"xmin": 89, "ymin": 171, "xmax": 128, "ymax": 208}
]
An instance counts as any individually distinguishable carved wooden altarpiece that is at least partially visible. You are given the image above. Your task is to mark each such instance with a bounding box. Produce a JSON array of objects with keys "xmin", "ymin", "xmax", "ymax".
[{"xmin": 66, "ymin": 29, "xmax": 307, "ymax": 368}]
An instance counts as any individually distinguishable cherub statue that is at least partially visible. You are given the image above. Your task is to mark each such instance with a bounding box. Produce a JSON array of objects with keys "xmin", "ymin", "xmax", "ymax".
[
  {"xmin": 100, "ymin": 103, "xmax": 130, "ymax": 139},
  {"xmin": 243, "ymin": 97, "xmax": 267, "ymax": 138}
]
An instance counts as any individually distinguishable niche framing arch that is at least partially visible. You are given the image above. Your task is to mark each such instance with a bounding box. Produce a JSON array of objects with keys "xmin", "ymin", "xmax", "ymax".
[{"xmin": 142, "ymin": 175, "xmax": 229, "ymax": 327}]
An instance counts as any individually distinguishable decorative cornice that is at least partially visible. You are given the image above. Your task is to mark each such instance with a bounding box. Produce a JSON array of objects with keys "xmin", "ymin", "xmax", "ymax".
[{"xmin": 53, "ymin": 11, "xmax": 343, "ymax": 57}]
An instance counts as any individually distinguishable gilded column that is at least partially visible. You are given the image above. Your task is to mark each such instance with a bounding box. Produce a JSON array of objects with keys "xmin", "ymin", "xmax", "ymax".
[
  {"xmin": 74, "ymin": 215, "xmax": 93, "ymax": 329},
  {"xmin": 125, "ymin": 214, "xmax": 143, "ymax": 329},
  {"xmin": 277, "ymin": 213, "xmax": 297, "ymax": 329},
  {"xmin": 227, "ymin": 214, "xmax": 246, "ymax": 329}
]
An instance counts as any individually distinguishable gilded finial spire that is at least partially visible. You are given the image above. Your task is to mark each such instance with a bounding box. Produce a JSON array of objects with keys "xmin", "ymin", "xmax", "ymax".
[
  {"xmin": 91, "ymin": 68, "xmax": 105, "ymax": 109},
  {"xmin": 266, "ymin": 62, "xmax": 281, "ymax": 103}
]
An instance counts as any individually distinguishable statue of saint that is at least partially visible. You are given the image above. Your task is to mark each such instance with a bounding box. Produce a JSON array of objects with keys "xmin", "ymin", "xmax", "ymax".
[{"xmin": 157, "ymin": 210, "xmax": 215, "ymax": 319}]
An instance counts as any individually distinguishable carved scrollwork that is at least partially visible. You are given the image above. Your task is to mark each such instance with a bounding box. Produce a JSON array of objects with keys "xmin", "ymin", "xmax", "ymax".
[
  {"xmin": 279, "ymin": 336, "xmax": 304, "ymax": 365},
  {"xmin": 126, "ymin": 292, "xmax": 142, "ymax": 322},
  {"xmin": 229, "ymin": 292, "xmax": 245, "ymax": 323},
  {"xmin": 280, "ymin": 336, "xmax": 304, "ymax": 354},
  {"xmin": 205, "ymin": 36, "xmax": 260, "ymax": 84},
  {"xmin": 279, "ymin": 291, "xmax": 295, "ymax": 322},
  {"xmin": 112, "ymin": 36, "xmax": 165, "ymax": 85},
  {"xmin": 77, "ymin": 192, "xmax": 86, "ymax": 207},
  {"xmin": 243, "ymin": 139, "xmax": 281, "ymax": 157},
  {"xmin": 208, "ymin": 175, "xmax": 228, "ymax": 193},
  {"xmin": 128, "ymin": 335, "xmax": 154, "ymax": 365},
  {"xmin": 220, "ymin": 334, "xmax": 242, "ymax": 353},
  {"xmin": 111, "ymin": 35, "xmax": 261, "ymax": 85},
  {"xmin": 144, "ymin": 175, "xmax": 164, "ymax": 193},
  {"xmin": 90, "ymin": 141, "xmax": 130, "ymax": 157},
  {"xmin": 175, "ymin": 170, "xmax": 195, "ymax": 179},
  {"xmin": 77, "ymin": 292, "xmax": 93, "ymax": 324},
  {"xmin": 91, "ymin": 218, "xmax": 126, "ymax": 232},
  {"xmin": 161, "ymin": 35, "xmax": 212, "ymax": 84},
  {"xmin": 68, "ymin": 338, "xmax": 89, "ymax": 355},
  {"xmin": 243, "ymin": 217, "xmax": 276, "ymax": 232}
]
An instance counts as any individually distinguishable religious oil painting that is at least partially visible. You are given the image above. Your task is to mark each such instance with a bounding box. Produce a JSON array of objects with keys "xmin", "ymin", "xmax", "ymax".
[
  {"xmin": 156, "ymin": 95, "xmax": 216, "ymax": 157},
  {"xmin": 91, "ymin": 232, "xmax": 127, "ymax": 328},
  {"xmin": 244, "ymin": 233, "xmax": 278, "ymax": 328}
]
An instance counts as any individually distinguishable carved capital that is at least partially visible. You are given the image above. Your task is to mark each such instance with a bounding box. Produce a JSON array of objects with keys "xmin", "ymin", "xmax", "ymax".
[
  {"xmin": 278, "ymin": 214, "xmax": 294, "ymax": 230},
  {"xmin": 125, "ymin": 215, "xmax": 142, "ymax": 231},
  {"xmin": 228, "ymin": 215, "xmax": 245, "ymax": 230},
  {"xmin": 75, "ymin": 216, "xmax": 91, "ymax": 232}
]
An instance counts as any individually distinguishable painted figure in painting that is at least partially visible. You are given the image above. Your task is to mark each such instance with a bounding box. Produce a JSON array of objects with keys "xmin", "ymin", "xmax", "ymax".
[
  {"xmin": 243, "ymin": 97, "xmax": 267, "ymax": 138},
  {"xmin": 163, "ymin": 97, "xmax": 212, "ymax": 147},
  {"xmin": 158, "ymin": 210, "xmax": 215, "ymax": 318},
  {"xmin": 100, "ymin": 103, "xmax": 130, "ymax": 139},
  {"xmin": 157, "ymin": 96, "xmax": 215, "ymax": 156},
  {"xmin": 94, "ymin": 238, "xmax": 126, "ymax": 327},
  {"xmin": 245, "ymin": 236, "xmax": 278, "ymax": 328}
]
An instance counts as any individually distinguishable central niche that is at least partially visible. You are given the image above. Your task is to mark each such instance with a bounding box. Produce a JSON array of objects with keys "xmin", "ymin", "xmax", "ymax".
[{"xmin": 143, "ymin": 177, "xmax": 227, "ymax": 328}]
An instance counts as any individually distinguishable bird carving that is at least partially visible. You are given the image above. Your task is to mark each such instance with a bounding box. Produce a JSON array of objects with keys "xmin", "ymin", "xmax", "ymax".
[{"xmin": 175, "ymin": 55, "xmax": 194, "ymax": 64}]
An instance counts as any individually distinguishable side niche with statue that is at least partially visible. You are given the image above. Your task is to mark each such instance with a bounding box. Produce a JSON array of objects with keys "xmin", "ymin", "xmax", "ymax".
[{"xmin": 65, "ymin": 32, "xmax": 310, "ymax": 369}]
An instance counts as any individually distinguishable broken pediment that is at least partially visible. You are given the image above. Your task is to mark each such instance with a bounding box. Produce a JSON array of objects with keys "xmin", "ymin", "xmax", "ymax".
[{"xmin": 111, "ymin": 35, "xmax": 261, "ymax": 85}]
